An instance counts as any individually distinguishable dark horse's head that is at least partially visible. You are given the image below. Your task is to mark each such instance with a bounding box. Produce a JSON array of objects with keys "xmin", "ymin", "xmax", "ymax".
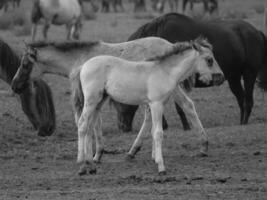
[
  {"xmin": 0, "ymin": 38, "xmax": 55, "ymax": 137},
  {"xmin": 11, "ymin": 45, "xmax": 37, "ymax": 94}
]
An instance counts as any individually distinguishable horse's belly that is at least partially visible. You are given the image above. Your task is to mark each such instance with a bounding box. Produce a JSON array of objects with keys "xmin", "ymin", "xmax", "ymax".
[{"xmin": 106, "ymin": 74, "xmax": 149, "ymax": 105}]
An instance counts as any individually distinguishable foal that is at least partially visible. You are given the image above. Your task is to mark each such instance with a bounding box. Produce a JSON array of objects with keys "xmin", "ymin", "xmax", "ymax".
[{"xmin": 75, "ymin": 38, "xmax": 223, "ymax": 175}]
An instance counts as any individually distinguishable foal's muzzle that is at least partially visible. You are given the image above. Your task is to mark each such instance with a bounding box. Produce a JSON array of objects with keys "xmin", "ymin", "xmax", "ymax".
[
  {"xmin": 11, "ymin": 79, "xmax": 29, "ymax": 94},
  {"xmin": 212, "ymin": 73, "xmax": 225, "ymax": 86},
  {"xmin": 194, "ymin": 73, "xmax": 224, "ymax": 87}
]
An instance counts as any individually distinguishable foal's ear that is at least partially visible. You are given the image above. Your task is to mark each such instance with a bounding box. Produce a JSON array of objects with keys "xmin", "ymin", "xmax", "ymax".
[{"xmin": 192, "ymin": 41, "xmax": 201, "ymax": 51}]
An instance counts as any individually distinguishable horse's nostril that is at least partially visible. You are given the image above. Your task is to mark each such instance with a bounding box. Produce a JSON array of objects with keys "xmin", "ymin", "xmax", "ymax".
[{"xmin": 212, "ymin": 73, "xmax": 225, "ymax": 85}]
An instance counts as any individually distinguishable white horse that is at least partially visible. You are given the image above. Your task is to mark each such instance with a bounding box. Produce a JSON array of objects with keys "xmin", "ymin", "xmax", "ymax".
[
  {"xmin": 72, "ymin": 38, "xmax": 223, "ymax": 175},
  {"xmin": 31, "ymin": 0, "xmax": 83, "ymax": 41},
  {"xmin": 74, "ymin": 38, "xmax": 223, "ymax": 175}
]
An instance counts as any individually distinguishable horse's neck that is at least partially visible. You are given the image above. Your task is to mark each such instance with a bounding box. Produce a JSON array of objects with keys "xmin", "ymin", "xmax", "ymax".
[{"xmin": 161, "ymin": 51, "xmax": 197, "ymax": 83}]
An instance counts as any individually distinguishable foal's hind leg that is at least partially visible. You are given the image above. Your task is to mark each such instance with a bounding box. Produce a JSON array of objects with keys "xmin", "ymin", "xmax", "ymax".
[
  {"xmin": 77, "ymin": 105, "xmax": 99, "ymax": 175},
  {"xmin": 93, "ymin": 116, "xmax": 104, "ymax": 163},
  {"xmin": 173, "ymin": 86, "xmax": 208, "ymax": 156},
  {"xmin": 77, "ymin": 89, "xmax": 106, "ymax": 175}
]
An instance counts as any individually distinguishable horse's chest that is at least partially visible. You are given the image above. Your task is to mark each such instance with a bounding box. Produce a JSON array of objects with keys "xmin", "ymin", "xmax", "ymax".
[{"xmin": 147, "ymin": 71, "xmax": 176, "ymax": 101}]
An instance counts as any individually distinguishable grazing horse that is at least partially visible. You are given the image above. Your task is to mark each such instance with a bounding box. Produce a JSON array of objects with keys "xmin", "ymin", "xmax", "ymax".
[
  {"xmin": 11, "ymin": 37, "xmax": 205, "ymax": 132},
  {"xmin": 115, "ymin": 13, "xmax": 267, "ymax": 131},
  {"xmin": 0, "ymin": 39, "xmax": 56, "ymax": 136},
  {"xmin": 31, "ymin": 0, "xmax": 83, "ymax": 41}
]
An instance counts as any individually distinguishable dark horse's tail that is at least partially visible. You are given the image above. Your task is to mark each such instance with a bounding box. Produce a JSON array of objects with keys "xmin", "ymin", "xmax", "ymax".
[{"xmin": 257, "ymin": 31, "xmax": 267, "ymax": 91}]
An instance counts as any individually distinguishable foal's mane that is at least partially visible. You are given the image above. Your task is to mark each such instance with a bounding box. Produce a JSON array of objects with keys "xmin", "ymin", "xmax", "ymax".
[
  {"xmin": 0, "ymin": 38, "xmax": 21, "ymax": 82},
  {"xmin": 146, "ymin": 37, "xmax": 212, "ymax": 62},
  {"xmin": 27, "ymin": 40, "xmax": 100, "ymax": 52}
]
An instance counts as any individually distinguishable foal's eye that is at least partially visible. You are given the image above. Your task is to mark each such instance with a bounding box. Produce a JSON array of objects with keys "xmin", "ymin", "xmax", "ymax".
[{"xmin": 206, "ymin": 57, "xmax": 213, "ymax": 67}]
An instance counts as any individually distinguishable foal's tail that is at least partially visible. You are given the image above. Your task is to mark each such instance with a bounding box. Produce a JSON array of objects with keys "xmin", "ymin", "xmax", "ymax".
[
  {"xmin": 257, "ymin": 31, "xmax": 267, "ymax": 91},
  {"xmin": 70, "ymin": 66, "xmax": 84, "ymax": 121}
]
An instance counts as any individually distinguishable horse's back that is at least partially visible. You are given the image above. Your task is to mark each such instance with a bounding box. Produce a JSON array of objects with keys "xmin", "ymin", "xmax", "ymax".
[{"xmin": 119, "ymin": 37, "xmax": 173, "ymax": 61}]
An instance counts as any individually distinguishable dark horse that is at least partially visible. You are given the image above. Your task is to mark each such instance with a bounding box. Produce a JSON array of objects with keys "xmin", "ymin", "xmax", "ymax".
[
  {"xmin": 115, "ymin": 13, "xmax": 267, "ymax": 132},
  {"xmin": 0, "ymin": 39, "xmax": 56, "ymax": 136}
]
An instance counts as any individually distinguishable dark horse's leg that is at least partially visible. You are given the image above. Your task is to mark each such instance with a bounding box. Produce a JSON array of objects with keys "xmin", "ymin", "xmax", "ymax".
[
  {"xmin": 182, "ymin": 0, "xmax": 188, "ymax": 13},
  {"xmin": 174, "ymin": 102, "xmax": 191, "ymax": 130},
  {"xmin": 112, "ymin": 101, "xmax": 168, "ymax": 132},
  {"xmin": 228, "ymin": 76, "xmax": 245, "ymax": 124},
  {"xmin": 242, "ymin": 69, "xmax": 257, "ymax": 124}
]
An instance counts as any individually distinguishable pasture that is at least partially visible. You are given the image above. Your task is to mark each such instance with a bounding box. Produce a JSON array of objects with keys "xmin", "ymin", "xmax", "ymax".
[{"xmin": 0, "ymin": 0, "xmax": 267, "ymax": 199}]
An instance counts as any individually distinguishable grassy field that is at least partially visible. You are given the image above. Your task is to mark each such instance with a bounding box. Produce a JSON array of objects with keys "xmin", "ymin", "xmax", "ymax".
[{"xmin": 0, "ymin": 0, "xmax": 267, "ymax": 199}]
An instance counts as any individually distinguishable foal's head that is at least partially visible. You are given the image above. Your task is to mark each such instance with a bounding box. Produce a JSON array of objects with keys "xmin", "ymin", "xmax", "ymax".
[
  {"xmin": 191, "ymin": 37, "xmax": 224, "ymax": 86},
  {"xmin": 11, "ymin": 45, "xmax": 37, "ymax": 94}
]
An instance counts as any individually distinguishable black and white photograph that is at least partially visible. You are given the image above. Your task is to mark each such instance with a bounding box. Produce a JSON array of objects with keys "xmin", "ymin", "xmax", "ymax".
[{"xmin": 0, "ymin": 0, "xmax": 267, "ymax": 199}]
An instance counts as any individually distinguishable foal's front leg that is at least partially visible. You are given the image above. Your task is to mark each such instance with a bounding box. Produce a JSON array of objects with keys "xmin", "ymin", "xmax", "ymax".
[
  {"xmin": 126, "ymin": 105, "xmax": 150, "ymax": 159},
  {"xmin": 173, "ymin": 86, "xmax": 208, "ymax": 156},
  {"xmin": 150, "ymin": 102, "xmax": 166, "ymax": 174}
]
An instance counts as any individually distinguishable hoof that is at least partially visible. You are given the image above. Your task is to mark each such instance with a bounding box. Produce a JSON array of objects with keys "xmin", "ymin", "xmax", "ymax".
[
  {"xmin": 78, "ymin": 162, "xmax": 97, "ymax": 176},
  {"xmin": 93, "ymin": 159, "xmax": 101, "ymax": 164},
  {"xmin": 125, "ymin": 153, "xmax": 135, "ymax": 161},
  {"xmin": 183, "ymin": 125, "xmax": 191, "ymax": 131},
  {"xmin": 158, "ymin": 171, "xmax": 167, "ymax": 176},
  {"xmin": 197, "ymin": 152, "xmax": 208, "ymax": 157},
  {"xmin": 89, "ymin": 167, "xmax": 97, "ymax": 175},
  {"xmin": 78, "ymin": 165, "xmax": 87, "ymax": 176},
  {"xmin": 162, "ymin": 124, "xmax": 168, "ymax": 131}
]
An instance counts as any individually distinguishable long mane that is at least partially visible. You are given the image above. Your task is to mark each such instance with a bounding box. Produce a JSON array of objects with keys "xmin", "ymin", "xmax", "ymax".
[
  {"xmin": 0, "ymin": 38, "xmax": 21, "ymax": 83},
  {"xmin": 27, "ymin": 40, "xmax": 100, "ymax": 52},
  {"xmin": 146, "ymin": 37, "xmax": 212, "ymax": 62}
]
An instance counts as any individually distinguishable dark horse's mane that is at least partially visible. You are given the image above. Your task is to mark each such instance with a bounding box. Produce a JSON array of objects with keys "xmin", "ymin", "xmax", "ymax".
[
  {"xmin": 0, "ymin": 38, "xmax": 21, "ymax": 83},
  {"xmin": 147, "ymin": 38, "xmax": 212, "ymax": 62},
  {"xmin": 28, "ymin": 40, "xmax": 100, "ymax": 52}
]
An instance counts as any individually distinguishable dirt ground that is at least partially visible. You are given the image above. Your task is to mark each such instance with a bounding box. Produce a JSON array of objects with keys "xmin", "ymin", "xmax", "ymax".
[{"xmin": 0, "ymin": 0, "xmax": 267, "ymax": 199}]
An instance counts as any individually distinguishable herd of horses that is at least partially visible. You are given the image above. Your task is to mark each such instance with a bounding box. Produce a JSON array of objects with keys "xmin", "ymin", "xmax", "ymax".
[
  {"xmin": 0, "ymin": 0, "xmax": 20, "ymax": 12},
  {"xmin": 1, "ymin": 0, "xmax": 267, "ymax": 175},
  {"xmin": 28, "ymin": 0, "xmax": 221, "ymax": 42}
]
